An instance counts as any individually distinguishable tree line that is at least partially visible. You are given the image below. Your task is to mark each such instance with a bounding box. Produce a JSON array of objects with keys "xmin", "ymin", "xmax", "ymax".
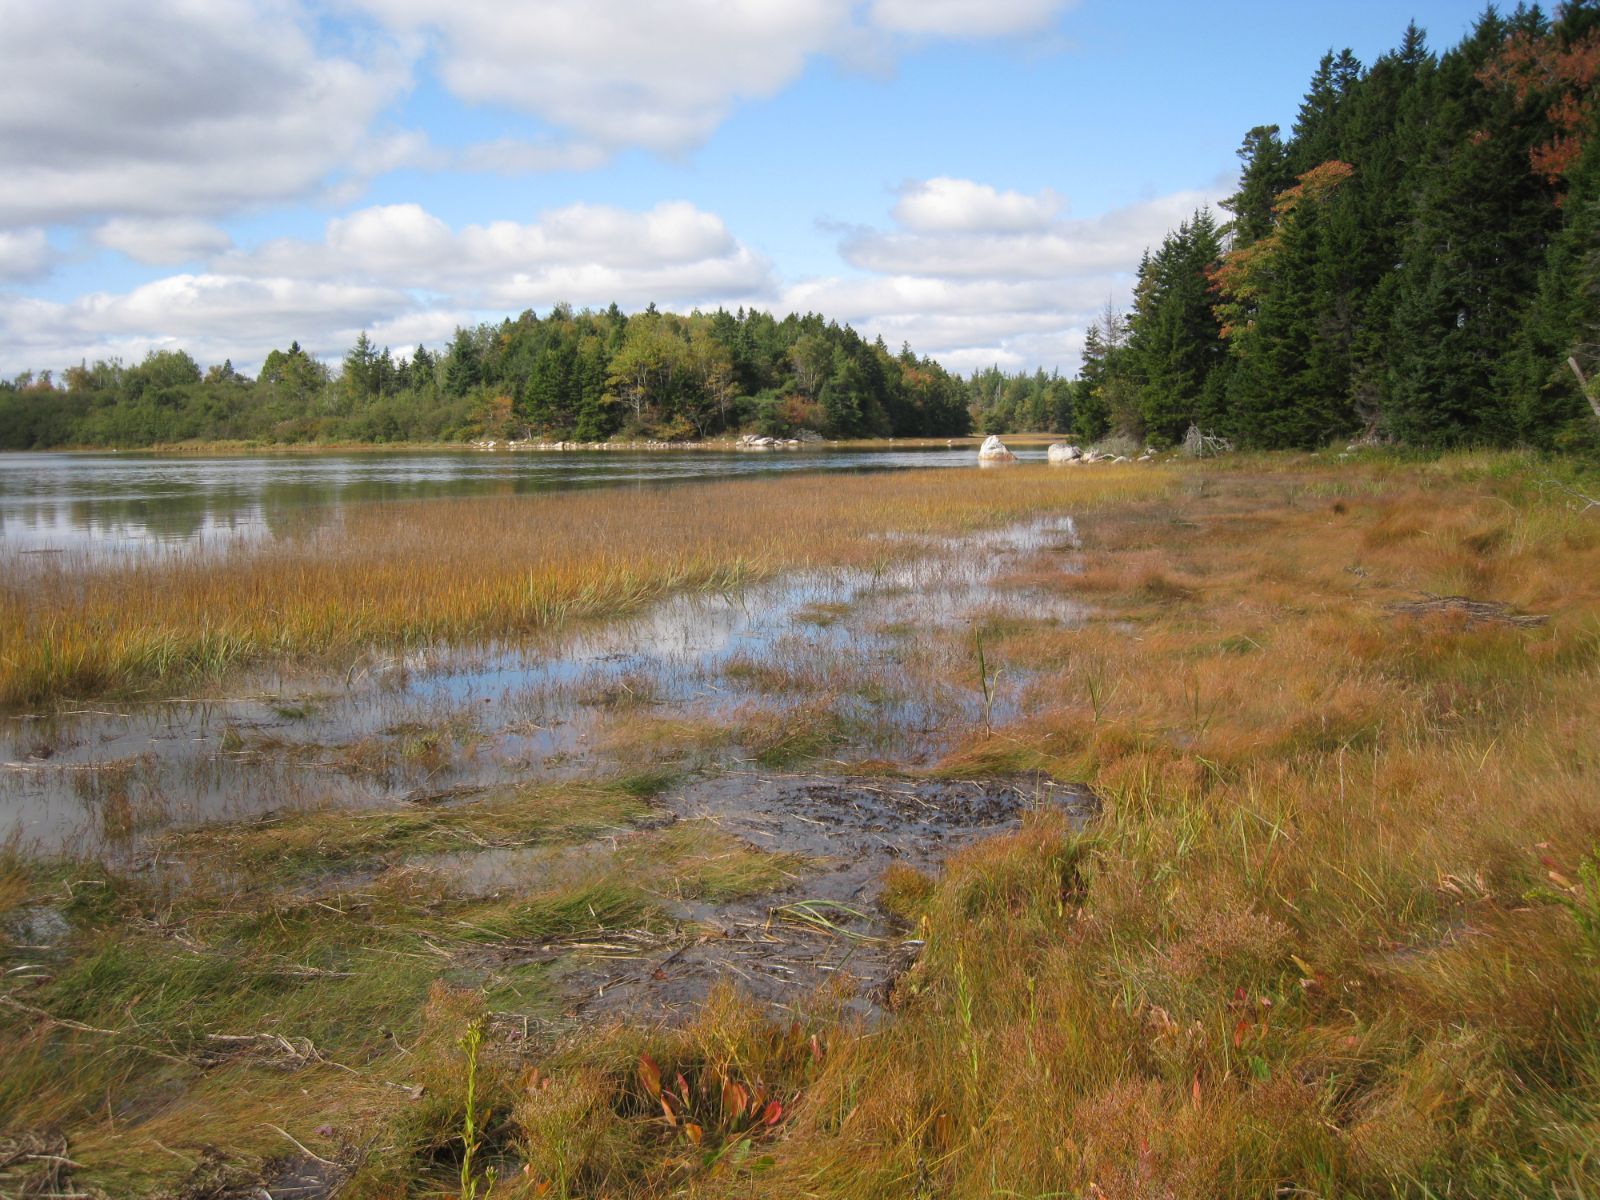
[
  {"xmin": 1027, "ymin": 4, "xmax": 1600, "ymax": 451},
  {"xmin": 0, "ymin": 305, "xmax": 972, "ymax": 449}
]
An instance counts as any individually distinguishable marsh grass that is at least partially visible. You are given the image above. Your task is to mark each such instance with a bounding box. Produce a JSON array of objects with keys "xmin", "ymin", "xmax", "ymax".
[
  {"xmin": 174, "ymin": 777, "xmax": 660, "ymax": 876},
  {"xmin": 0, "ymin": 775, "xmax": 806, "ymax": 1196},
  {"xmin": 481, "ymin": 454, "xmax": 1600, "ymax": 1198},
  {"xmin": 1, "ymin": 466, "xmax": 1168, "ymax": 710},
  {"xmin": 7, "ymin": 453, "xmax": 1600, "ymax": 1197}
]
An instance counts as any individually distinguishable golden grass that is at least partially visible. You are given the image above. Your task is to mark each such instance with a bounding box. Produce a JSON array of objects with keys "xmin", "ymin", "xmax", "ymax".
[
  {"xmin": 0, "ymin": 466, "xmax": 1168, "ymax": 710},
  {"xmin": 484, "ymin": 454, "xmax": 1600, "ymax": 1198},
  {"xmin": 6, "ymin": 453, "xmax": 1600, "ymax": 1198},
  {"xmin": 671, "ymin": 456, "xmax": 1600, "ymax": 1198}
]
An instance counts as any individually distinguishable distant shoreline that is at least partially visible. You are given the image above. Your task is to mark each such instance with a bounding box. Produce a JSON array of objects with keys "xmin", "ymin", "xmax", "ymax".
[{"xmin": 17, "ymin": 432, "xmax": 1067, "ymax": 456}]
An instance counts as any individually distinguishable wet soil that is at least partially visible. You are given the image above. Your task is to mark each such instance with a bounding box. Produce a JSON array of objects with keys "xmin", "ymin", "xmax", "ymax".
[{"xmin": 558, "ymin": 771, "xmax": 1099, "ymax": 1023}]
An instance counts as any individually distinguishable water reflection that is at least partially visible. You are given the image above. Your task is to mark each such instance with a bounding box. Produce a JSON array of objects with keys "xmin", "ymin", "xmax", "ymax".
[
  {"xmin": 0, "ymin": 446, "xmax": 1042, "ymax": 558},
  {"xmin": 1, "ymin": 514, "xmax": 1082, "ymax": 853}
]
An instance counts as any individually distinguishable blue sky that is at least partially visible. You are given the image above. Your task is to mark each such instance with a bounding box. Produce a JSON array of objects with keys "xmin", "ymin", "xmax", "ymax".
[{"xmin": 0, "ymin": 0, "xmax": 1491, "ymax": 378}]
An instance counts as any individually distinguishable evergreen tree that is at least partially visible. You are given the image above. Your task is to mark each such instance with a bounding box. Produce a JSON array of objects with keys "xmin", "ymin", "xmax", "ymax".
[
  {"xmin": 1222, "ymin": 126, "xmax": 1295, "ymax": 248},
  {"xmin": 1507, "ymin": 107, "xmax": 1600, "ymax": 444},
  {"xmin": 1291, "ymin": 49, "xmax": 1363, "ymax": 171},
  {"xmin": 1386, "ymin": 7, "xmax": 1560, "ymax": 444},
  {"xmin": 443, "ymin": 327, "xmax": 482, "ymax": 398},
  {"xmin": 1129, "ymin": 210, "xmax": 1230, "ymax": 444}
]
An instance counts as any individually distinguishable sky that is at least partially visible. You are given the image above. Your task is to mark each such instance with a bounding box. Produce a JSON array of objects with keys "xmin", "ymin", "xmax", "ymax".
[{"xmin": 0, "ymin": 0, "xmax": 1494, "ymax": 380}]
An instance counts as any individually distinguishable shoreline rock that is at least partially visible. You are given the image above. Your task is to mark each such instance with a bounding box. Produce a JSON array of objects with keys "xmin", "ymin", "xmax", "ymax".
[
  {"xmin": 977, "ymin": 434, "xmax": 1017, "ymax": 463},
  {"xmin": 1047, "ymin": 442, "xmax": 1083, "ymax": 464}
]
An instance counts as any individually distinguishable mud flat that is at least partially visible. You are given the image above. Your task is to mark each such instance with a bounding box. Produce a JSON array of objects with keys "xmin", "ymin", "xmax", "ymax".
[{"xmin": 555, "ymin": 772, "xmax": 1098, "ymax": 1024}]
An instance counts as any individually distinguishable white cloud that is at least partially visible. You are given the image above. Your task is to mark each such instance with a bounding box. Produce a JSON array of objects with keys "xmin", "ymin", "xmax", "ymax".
[
  {"xmin": 0, "ymin": 0, "xmax": 413, "ymax": 227},
  {"xmin": 845, "ymin": 189, "xmax": 1212, "ymax": 278},
  {"xmin": 92, "ymin": 219, "xmax": 234, "ymax": 266},
  {"xmin": 367, "ymin": 309, "xmax": 476, "ymax": 353},
  {"xmin": 356, "ymin": 0, "xmax": 853, "ymax": 155},
  {"xmin": 0, "ymin": 200, "xmax": 777, "ymax": 375},
  {"xmin": 353, "ymin": 0, "xmax": 1077, "ymax": 158},
  {"xmin": 218, "ymin": 200, "xmax": 777, "ymax": 309},
  {"xmin": 0, "ymin": 0, "xmax": 1086, "ymax": 260},
  {"xmin": 892, "ymin": 177, "xmax": 1062, "ymax": 233},
  {"xmin": 869, "ymin": 0, "xmax": 1073, "ymax": 37},
  {"xmin": 792, "ymin": 177, "xmax": 1220, "ymax": 372},
  {"xmin": 0, "ymin": 229, "xmax": 53, "ymax": 282},
  {"xmin": 0, "ymin": 276, "xmax": 413, "ymax": 376}
]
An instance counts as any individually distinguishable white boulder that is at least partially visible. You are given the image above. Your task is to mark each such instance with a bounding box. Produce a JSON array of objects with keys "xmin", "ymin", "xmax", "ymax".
[
  {"xmin": 1047, "ymin": 442, "xmax": 1083, "ymax": 464},
  {"xmin": 977, "ymin": 434, "xmax": 1016, "ymax": 463}
]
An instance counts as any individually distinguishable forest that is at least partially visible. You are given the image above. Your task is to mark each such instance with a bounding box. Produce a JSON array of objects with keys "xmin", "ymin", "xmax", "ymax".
[
  {"xmin": 0, "ymin": 306, "xmax": 972, "ymax": 448},
  {"xmin": 1052, "ymin": 4, "xmax": 1600, "ymax": 451},
  {"xmin": 4, "ymin": 7, "xmax": 1600, "ymax": 453}
]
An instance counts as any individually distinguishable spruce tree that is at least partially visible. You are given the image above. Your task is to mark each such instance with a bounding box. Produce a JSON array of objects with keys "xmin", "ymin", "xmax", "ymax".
[
  {"xmin": 1386, "ymin": 7, "xmax": 1560, "ymax": 444},
  {"xmin": 1129, "ymin": 211, "xmax": 1230, "ymax": 445},
  {"xmin": 1221, "ymin": 126, "xmax": 1295, "ymax": 248},
  {"xmin": 1507, "ymin": 113, "xmax": 1600, "ymax": 444}
]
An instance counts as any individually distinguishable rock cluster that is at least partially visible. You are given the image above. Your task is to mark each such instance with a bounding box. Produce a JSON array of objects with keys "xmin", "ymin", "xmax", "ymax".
[{"xmin": 1047, "ymin": 441, "xmax": 1160, "ymax": 465}]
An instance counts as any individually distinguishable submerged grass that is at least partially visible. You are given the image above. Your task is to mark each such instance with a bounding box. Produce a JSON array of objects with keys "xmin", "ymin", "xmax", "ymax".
[
  {"xmin": 1, "ymin": 465, "xmax": 1167, "ymax": 709},
  {"xmin": 176, "ymin": 777, "xmax": 659, "ymax": 876}
]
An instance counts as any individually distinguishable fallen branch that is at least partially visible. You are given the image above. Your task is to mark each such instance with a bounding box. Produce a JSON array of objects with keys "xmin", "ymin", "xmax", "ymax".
[
  {"xmin": 1387, "ymin": 594, "xmax": 1549, "ymax": 627},
  {"xmin": 1539, "ymin": 478, "xmax": 1600, "ymax": 513}
]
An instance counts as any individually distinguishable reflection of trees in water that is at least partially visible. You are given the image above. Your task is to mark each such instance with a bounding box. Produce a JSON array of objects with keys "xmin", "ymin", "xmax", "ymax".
[
  {"xmin": 260, "ymin": 487, "xmax": 335, "ymax": 541},
  {"xmin": 0, "ymin": 502, "xmax": 72, "ymax": 534},
  {"xmin": 11, "ymin": 448, "xmax": 965, "ymax": 555},
  {"xmin": 333, "ymin": 471, "xmax": 526, "ymax": 505},
  {"xmin": 67, "ymin": 490, "xmax": 210, "ymax": 541}
]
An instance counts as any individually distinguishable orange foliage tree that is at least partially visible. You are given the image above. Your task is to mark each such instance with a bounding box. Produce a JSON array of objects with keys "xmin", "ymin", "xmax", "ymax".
[
  {"xmin": 1478, "ymin": 24, "xmax": 1600, "ymax": 189},
  {"xmin": 1208, "ymin": 161, "xmax": 1355, "ymax": 348}
]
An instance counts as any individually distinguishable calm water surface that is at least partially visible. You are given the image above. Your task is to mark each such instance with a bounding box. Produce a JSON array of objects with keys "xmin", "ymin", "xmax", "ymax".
[{"xmin": 0, "ymin": 445, "xmax": 1044, "ymax": 558}]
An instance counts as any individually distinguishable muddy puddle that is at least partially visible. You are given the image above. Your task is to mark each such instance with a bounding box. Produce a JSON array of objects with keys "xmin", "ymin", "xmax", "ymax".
[
  {"xmin": 436, "ymin": 771, "xmax": 1099, "ymax": 1025},
  {"xmin": 3, "ymin": 516, "xmax": 1085, "ymax": 855}
]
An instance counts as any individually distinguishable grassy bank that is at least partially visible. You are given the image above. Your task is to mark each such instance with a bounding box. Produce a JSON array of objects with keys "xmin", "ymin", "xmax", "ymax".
[
  {"xmin": 3, "ymin": 452, "xmax": 1599, "ymax": 1197},
  {"xmin": 0, "ymin": 464, "xmax": 1167, "ymax": 710}
]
